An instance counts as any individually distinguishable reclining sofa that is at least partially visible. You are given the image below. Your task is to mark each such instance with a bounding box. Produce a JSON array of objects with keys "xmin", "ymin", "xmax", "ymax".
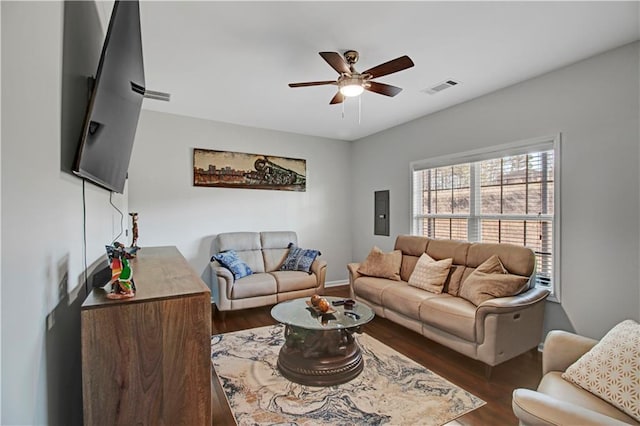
[
  {"xmin": 348, "ymin": 235, "xmax": 550, "ymax": 372},
  {"xmin": 210, "ymin": 231, "xmax": 326, "ymax": 314}
]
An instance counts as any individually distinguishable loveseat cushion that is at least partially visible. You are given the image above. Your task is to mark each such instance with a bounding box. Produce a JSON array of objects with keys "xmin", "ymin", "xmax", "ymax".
[
  {"xmin": 381, "ymin": 282, "xmax": 441, "ymax": 321},
  {"xmin": 261, "ymin": 231, "xmax": 297, "ymax": 271},
  {"xmin": 270, "ymin": 270, "xmax": 318, "ymax": 292},
  {"xmin": 280, "ymin": 243, "xmax": 321, "ymax": 273},
  {"xmin": 419, "ymin": 294, "xmax": 477, "ymax": 341},
  {"xmin": 215, "ymin": 232, "xmax": 266, "ymax": 273},
  {"xmin": 230, "ymin": 273, "xmax": 277, "ymax": 299},
  {"xmin": 352, "ymin": 276, "xmax": 398, "ymax": 306},
  {"xmin": 212, "ymin": 250, "xmax": 253, "ymax": 280}
]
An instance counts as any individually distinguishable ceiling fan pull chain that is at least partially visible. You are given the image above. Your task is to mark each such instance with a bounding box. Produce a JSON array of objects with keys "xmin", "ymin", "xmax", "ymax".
[{"xmin": 342, "ymin": 98, "xmax": 345, "ymax": 119}]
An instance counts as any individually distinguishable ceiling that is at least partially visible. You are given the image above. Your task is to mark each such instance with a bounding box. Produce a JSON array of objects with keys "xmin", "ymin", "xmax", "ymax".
[{"xmin": 131, "ymin": 1, "xmax": 639, "ymax": 141}]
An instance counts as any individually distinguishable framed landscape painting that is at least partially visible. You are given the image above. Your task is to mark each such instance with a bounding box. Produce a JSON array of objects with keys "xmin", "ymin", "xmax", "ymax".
[{"xmin": 193, "ymin": 148, "xmax": 306, "ymax": 191}]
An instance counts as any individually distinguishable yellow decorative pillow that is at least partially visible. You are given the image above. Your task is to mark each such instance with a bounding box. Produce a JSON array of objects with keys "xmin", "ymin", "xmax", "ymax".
[
  {"xmin": 357, "ymin": 246, "xmax": 402, "ymax": 281},
  {"xmin": 459, "ymin": 255, "xmax": 529, "ymax": 305},
  {"xmin": 408, "ymin": 253, "xmax": 453, "ymax": 294},
  {"xmin": 562, "ymin": 319, "xmax": 640, "ymax": 422}
]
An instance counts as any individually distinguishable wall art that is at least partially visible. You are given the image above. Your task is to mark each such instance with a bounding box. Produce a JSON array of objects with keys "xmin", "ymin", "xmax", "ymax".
[{"xmin": 193, "ymin": 148, "xmax": 306, "ymax": 191}]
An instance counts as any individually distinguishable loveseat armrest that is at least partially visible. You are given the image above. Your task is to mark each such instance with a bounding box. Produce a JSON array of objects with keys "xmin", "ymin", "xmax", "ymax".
[
  {"xmin": 542, "ymin": 330, "xmax": 598, "ymax": 375},
  {"xmin": 210, "ymin": 261, "xmax": 234, "ymax": 311},
  {"xmin": 310, "ymin": 259, "xmax": 328, "ymax": 292},
  {"xmin": 512, "ymin": 388, "xmax": 629, "ymax": 426}
]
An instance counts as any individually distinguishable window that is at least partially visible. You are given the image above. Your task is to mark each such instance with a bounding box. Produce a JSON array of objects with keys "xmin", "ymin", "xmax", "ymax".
[{"xmin": 411, "ymin": 136, "xmax": 560, "ymax": 298}]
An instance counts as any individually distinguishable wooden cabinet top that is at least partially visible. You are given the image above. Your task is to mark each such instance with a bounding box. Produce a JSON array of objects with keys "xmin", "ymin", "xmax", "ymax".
[{"xmin": 82, "ymin": 246, "xmax": 210, "ymax": 309}]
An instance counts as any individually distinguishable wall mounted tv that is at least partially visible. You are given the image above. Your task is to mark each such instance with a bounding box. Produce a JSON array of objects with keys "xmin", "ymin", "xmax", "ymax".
[{"xmin": 73, "ymin": 0, "xmax": 144, "ymax": 194}]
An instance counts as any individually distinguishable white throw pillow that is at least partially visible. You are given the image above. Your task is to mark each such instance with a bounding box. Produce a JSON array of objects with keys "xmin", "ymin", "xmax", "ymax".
[
  {"xmin": 408, "ymin": 253, "xmax": 452, "ymax": 294},
  {"xmin": 562, "ymin": 319, "xmax": 640, "ymax": 422}
]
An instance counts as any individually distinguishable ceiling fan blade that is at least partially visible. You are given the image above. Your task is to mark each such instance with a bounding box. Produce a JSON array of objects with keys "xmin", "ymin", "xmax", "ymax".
[
  {"xmin": 319, "ymin": 52, "xmax": 350, "ymax": 75},
  {"xmin": 363, "ymin": 55, "xmax": 414, "ymax": 79},
  {"xmin": 289, "ymin": 80, "xmax": 336, "ymax": 88},
  {"xmin": 329, "ymin": 91, "xmax": 344, "ymax": 104},
  {"xmin": 366, "ymin": 81, "xmax": 403, "ymax": 97}
]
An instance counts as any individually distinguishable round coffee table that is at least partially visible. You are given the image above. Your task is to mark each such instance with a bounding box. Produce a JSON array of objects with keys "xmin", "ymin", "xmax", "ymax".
[{"xmin": 271, "ymin": 296, "xmax": 374, "ymax": 386}]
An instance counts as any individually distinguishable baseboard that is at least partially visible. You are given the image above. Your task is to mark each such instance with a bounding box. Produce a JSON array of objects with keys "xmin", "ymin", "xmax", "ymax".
[{"xmin": 325, "ymin": 280, "xmax": 349, "ymax": 288}]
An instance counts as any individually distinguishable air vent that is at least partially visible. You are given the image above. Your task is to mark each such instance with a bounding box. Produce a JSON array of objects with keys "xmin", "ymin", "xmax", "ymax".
[{"xmin": 423, "ymin": 79, "xmax": 460, "ymax": 95}]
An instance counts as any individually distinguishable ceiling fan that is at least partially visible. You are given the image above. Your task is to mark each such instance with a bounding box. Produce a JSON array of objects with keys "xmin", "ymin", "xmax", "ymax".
[{"xmin": 288, "ymin": 50, "xmax": 414, "ymax": 104}]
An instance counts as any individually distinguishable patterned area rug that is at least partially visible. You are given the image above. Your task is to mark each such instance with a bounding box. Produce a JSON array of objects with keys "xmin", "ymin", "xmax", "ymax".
[{"xmin": 211, "ymin": 325, "xmax": 485, "ymax": 425}]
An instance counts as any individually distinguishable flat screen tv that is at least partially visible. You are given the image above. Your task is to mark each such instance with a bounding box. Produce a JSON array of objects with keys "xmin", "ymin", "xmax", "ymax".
[{"xmin": 73, "ymin": 0, "xmax": 144, "ymax": 194}]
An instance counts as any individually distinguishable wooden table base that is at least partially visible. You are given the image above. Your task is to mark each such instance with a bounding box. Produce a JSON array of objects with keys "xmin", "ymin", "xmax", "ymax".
[{"xmin": 277, "ymin": 325, "xmax": 364, "ymax": 386}]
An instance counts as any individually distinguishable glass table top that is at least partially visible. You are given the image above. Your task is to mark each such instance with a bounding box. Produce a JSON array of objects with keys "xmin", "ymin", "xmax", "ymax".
[{"xmin": 271, "ymin": 296, "xmax": 375, "ymax": 330}]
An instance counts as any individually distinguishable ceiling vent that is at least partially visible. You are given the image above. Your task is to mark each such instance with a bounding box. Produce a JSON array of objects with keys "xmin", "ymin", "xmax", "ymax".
[{"xmin": 423, "ymin": 79, "xmax": 460, "ymax": 95}]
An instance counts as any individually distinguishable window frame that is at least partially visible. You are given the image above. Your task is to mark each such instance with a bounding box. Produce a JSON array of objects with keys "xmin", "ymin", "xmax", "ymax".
[{"xmin": 409, "ymin": 134, "xmax": 561, "ymax": 302}]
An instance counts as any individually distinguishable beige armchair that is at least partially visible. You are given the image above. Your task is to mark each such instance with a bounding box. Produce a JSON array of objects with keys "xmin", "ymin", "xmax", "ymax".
[{"xmin": 512, "ymin": 330, "xmax": 639, "ymax": 425}]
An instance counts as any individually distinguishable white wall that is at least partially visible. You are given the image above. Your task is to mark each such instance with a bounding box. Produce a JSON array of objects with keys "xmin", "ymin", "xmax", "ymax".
[
  {"xmin": 351, "ymin": 42, "xmax": 640, "ymax": 340},
  {"xmin": 128, "ymin": 110, "xmax": 352, "ymax": 284},
  {"xmin": 1, "ymin": 2, "xmax": 127, "ymax": 424}
]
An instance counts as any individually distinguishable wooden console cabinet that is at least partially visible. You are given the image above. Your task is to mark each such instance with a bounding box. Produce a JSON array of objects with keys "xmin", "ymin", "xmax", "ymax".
[{"xmin": 81, "ymin": 246, "xmax": 211, "ymax": 425}]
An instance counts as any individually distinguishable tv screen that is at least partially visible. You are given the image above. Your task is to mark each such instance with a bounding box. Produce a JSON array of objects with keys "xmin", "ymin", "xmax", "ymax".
[{"xmin": 73, "ymin": 0, "xmax": 144, "ymax": 194}]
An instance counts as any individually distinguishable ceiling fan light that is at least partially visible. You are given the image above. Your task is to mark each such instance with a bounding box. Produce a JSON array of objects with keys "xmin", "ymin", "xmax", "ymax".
[{"xmin": 340, "ymin": 83, "xmax": 364, "ymax": 97}]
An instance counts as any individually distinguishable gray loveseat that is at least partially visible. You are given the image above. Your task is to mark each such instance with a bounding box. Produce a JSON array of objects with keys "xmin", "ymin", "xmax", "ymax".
[{"xmin": 210, "ymin": 231, "xmax": 326, "ymax": 314}]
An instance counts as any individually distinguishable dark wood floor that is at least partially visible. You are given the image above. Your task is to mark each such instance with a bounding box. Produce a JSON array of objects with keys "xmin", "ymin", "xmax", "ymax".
[{"xmin": 211, "ymin": 286, "xmax": 542, "ymax": 425}]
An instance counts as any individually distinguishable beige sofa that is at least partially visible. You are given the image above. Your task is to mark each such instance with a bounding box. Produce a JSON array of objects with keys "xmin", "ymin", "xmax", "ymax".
[
  {"xmin": 210, "ymin": 231, "xmax": 326, "ymax": 314},
  {"xmin": 348, "ymin": 235, "xmax": 550, "ymax": 371},
  {"xmin": 512, "ymin": 330, "xmax": 639, "ymax": 425}
]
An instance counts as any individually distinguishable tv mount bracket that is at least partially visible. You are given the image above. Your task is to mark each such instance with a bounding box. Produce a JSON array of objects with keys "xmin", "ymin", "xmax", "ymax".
[{"xmin": 130, "ymin": 81, "xmax": 171, "ymax": 102}]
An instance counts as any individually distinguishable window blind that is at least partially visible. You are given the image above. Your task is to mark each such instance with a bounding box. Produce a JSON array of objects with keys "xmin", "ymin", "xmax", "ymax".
[{"xmin": 411, "ymin": 137, "xmax": 558, "ymax": 294}]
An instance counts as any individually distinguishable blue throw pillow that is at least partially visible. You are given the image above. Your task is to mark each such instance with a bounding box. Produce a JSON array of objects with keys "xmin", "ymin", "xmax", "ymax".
[
  {"xmin": 211, "ymin": 250, "xmax": 253, "ymax": 280},
  {"xmin": 280, "ymin": 243, "xmax": 321, "ymax": 274}
]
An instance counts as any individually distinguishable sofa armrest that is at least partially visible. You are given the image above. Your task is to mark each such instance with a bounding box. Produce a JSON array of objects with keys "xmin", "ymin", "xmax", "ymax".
[
  {"xmin": 474, "ymin": 287, "xmax": 549, "ymax": 363},
  {"xmin": 542, "ymin": 330, "xmax": 598, "ymax": 375},
  {"xmin": 476, "ymin": 287, "xmax": 550, "ymax": 312},
  {"xmin": 210, "ymin": 261, "xmax": 234, "ymax": 311},
  {"xmin": 347, "ymin": 263, "xmax": 361, "ymax": 281},
  {"xmin": 310, "ymin": 259, "xmax": 327, "ymax": 292},
  {"xmin": 347, "ymin": 263, "xmax": 361, "ymax": 299},
  {"xmin": 512, "ymin": 388, "xmax": 629, "ymax": 426}
]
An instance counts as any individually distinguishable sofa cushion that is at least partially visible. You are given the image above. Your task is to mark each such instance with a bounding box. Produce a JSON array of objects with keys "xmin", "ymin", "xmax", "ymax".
[
  {"xmin": 211, "ymin": 250, "xmax": 253, "ymax": 280},
  {"xmin": 352, "ymin": 276, "xmax": 398, "ymax": 306},
  {"xmin": 280, "ymin": 243, "xmax": 321, "ymax": 273},
  {"xmin": 408, "ymin": 254, "xmax": 452, "ymax": 294},
  {"xmin": 425, "ymin": 239, "xmax": 470, "ymax": 297},
  {"xmin": 459, "ymin": 255, "xmax": 530, "ymax": 306},
  {"xmin": 561, "ymin": 319, "xmax": 640, "ymax": 422},
  {"xmin": 539, "ymin": 372, "xmax": 640, "ymax": 424},
  {"xmin": 395, "ymin": 235, "xmax": 429, "ymax": 280},
  {"xmin": 381, "ymin": 282, "xmax": 441, "ymax": 321},
  {"xmin": 230, "ymin": 273, "xmax": 277, "ymax": 299},
  {"xmin": 467, "ymin": 242, "xmax": 535, "ymax": 277},
  {"xmin": 357, "ymin": 246, "xmax": 402, "ymax": 280},
  {"xmin": 419, "ymin": 294, "xmax": 477, "ymax": 341},
  {"xmin": 269, "ymin": 270, "xmax": 318, "ymax": 293}
]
